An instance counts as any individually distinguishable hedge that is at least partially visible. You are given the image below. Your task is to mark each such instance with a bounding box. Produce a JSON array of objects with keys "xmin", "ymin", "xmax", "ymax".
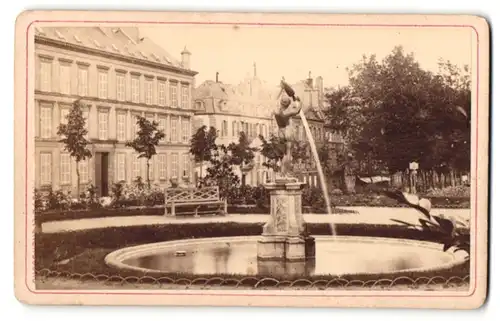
[{"xmin": 35, "ymin": 222, "xmax": 470, "ymax": 283}]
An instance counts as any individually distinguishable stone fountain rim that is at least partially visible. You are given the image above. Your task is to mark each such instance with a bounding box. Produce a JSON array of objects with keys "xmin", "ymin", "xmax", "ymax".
[{"xmin": 104, "ymin": 235, "xmax": 468, "ymax": 276}]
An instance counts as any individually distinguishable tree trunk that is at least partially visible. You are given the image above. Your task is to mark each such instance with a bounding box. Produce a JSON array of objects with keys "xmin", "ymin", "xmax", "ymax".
[
  {"xmin": 146, "ymin": 160, "xmax": 151, "ymax": 189},
  {"xmin": 199, "ymin": 161, "xmax": 203, "ymax": 184},
  {"xmin": 76, "ymin": 160, "xmax": 81, "ymax": 200},
  {"xmin": 450, "ymin": 168, "xmax": 456, "ymax": 187},
  {"xmin": 432, "ymin": 169, "xmax": 438, "ymax": 189}
]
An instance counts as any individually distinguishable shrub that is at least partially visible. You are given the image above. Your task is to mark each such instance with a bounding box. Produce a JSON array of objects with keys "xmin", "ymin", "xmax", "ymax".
[
  {"xmin": 227, "ymin": 184, "xmax": 327, "ymax": 209},
  {"xmin": 144, "ymin": 186, "xmax": 165, "ymax": 206},
  {"xmin": 34, "ymin": 188, "xmax": 46, "ymax": 212},
  {"xmin": 252, "ymin": 184, "xmax": 270, "ymax": 208},
  {"xmin": 80, "ymin": 184, "xmax": 101, "ymax": 209},
  {"xmin": 46, "ymin": 187, "xmax": 72, "ymax": 211},
  {"xmin": 110, "ymin": 181, "xmax": 126, "ymax": 204}
]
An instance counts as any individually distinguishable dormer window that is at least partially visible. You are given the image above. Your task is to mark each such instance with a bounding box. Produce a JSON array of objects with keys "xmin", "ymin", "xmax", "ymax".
[
  {"xmin": 35, "ymin": 26, "xmax": 45, "ymax": 36},
  {"xmin": 151, "ymin": 53, "xmax": 160, "ymax": 61},
  {"xmin": 218, "ymin": 100, "xmax": 228, "ymax": 112},
  {"xmin": 55, "ymin": 30, "xmax": 65, "ymax": 40}
]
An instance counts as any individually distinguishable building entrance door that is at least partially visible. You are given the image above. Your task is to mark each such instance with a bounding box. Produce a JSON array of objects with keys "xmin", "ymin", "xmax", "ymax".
[{"xmin": 95, "ymin": 152, "xmax": 109, "ymax": 197}]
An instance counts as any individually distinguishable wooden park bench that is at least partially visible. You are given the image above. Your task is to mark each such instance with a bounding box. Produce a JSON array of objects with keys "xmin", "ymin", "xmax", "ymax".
[{"xmin": 164, "ymin": 186, "xmax": 228, "ymax": 217}]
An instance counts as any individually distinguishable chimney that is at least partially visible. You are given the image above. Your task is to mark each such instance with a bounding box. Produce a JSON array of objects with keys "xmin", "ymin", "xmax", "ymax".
[
  {"xmin": 181, "ymin": 46, "xmax": 191, "ymax": 69},
  {"xmin": 216, "ymin": 72, "xmax": 219, "ymax": 83},
  {"xmin": 306, "ymin": 71, "xmax": 313, "ymax": 87}
]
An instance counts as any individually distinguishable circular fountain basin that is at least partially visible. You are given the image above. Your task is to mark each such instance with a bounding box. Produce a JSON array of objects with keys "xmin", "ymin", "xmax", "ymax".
[{"xmin": 105, "ymin": 236, "xmax": 467, "ymax": 277}]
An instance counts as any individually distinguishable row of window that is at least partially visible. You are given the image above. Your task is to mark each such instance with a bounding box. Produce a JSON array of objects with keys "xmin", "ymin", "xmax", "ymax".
[
  {"xmin": 293, "ymin": 123, "xmax": 325, "ymax": 142},
  {"xmin": 220, "ymin": 120, "xmax": 269, "ymax": 138},
  {"xmin": 116, "ymin": 153, "xmax": 191, "ymax": 182},
  {"xmin": 39, "ymin": 152, "xmax": 191, "ymax": 187},
  {"xmin": 117, "ymin": 112, "xmax": 190, "ymax": 143},
  {"xmin": 39, "ymin": 102, "xmax": 191, "ymax": 144},
  {"xmin": 217, "ymin": 119, "xmax": 325, "ymax": 142},
  {"xmin": 39, "ymin": 56, "xmax": 190, "ymax": 108},
  {"xmin": 40, "ymin": 152, "xmax": 90, "ymax": 186}
]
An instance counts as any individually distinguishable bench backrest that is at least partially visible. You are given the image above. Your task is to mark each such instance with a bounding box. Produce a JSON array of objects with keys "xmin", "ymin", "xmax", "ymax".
[{"xmin": 165, "ymin": 186, "xmax": 221, "ymax": 203}]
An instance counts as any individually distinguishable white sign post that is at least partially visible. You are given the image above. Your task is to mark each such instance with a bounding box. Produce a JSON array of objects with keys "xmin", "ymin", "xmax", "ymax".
[{"xmin": 409, "ymin": 162, "xmax": 419, "ymax": 193}]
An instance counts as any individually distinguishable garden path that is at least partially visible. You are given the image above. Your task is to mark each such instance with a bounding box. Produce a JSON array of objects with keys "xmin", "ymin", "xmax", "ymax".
[{"xmin": 41, "ymin": 207, "xmax": 470, "ymax": 234}]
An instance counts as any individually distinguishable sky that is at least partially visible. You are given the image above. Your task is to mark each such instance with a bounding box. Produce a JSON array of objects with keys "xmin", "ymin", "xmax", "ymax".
[{"xmin": 140, "ymin": 25, "xmax": 473, "ymax": 88}]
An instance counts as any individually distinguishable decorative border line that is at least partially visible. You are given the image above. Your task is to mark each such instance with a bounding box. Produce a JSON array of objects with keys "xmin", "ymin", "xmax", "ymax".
[
  {"xmin": 36, "ymin": 269, "xmax": 471, "ymax": 290},
  {"xmin": 24, "ymin": 20, "xmax": 480, "ymax": 298}
]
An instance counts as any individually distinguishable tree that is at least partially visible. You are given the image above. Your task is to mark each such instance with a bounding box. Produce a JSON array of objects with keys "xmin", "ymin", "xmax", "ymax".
[
  {"xmin": 57, "ymin": 99, "xmax": 92, "ymax": 199},
  {"xmin": 324, "ymin": 86, "xmax": 364, "ymax": 147},
  {"xmin": 434, "ymin": 59, "xmax": 471, "ymax": 173},
  {"xmin": 199, "ymin": 144, "xmax": 240, "ymax": 200},
  {"xmin": 227, "ymin": 131, "xmax": 258, "ymax": 185},
  {"xmin": 189, "ymin": 125, "xmax": 218, "ymax": 181},
  {"xmin": 126, "ymin": 116, "xmax": 165, "ymax": 189},
  {"xmin": 339, "ymin": 46, "xmax": 471, "ymax": 175},
  {"xmin": 259, "ymin": 134, "xmax": 310, "ymax": 176}
]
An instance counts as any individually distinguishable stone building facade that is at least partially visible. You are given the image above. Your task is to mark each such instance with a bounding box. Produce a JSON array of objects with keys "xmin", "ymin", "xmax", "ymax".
[
  {"xmin": 193, "ymin": 66, "xmax": 328, "ymax": 187},
  {"xmin": 34, "ymin": 26, "xmax": 197, "ymax": 196}
]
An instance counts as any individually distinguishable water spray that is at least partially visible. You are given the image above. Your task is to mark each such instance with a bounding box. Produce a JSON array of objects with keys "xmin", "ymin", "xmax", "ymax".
[{"xmin": 279, "ymin": 79, "xmax": 336, "ymax": 235}]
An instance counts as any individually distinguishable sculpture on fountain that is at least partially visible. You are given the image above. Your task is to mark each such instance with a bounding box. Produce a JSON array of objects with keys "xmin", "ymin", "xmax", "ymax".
[
  {"xmin": 257, "ymin": 79, "xmax": 316, "ymax": 274},
  {"xmin": 273, "ymin": 80, "xmax": 303, "ymax": 181}
]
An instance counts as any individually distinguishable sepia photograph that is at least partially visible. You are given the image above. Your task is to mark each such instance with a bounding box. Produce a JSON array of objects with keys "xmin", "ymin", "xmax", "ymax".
[{"xmin": 13, "ymin": 11, "xmax": 489, "ymax": 309}]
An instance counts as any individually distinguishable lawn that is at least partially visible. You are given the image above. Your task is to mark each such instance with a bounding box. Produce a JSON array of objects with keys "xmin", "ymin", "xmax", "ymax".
[{"xmin": 35, "ymin": 222, "xmax": 470, "ymax": 290}]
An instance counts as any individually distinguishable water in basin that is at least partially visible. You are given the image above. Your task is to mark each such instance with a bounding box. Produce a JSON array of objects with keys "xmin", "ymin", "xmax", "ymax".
[{"xmin": 117, "ymin": 236, "xmax": 463, "ymax": 277}]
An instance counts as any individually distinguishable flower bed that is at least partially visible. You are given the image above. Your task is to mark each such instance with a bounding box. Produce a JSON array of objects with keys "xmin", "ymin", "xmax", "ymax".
[
  {"xmin": 35, "ymin": 222, "xmax": 470, "ymax": 284},
  {"xmin": 34, "ymin": 183, "xmax": 468, "ymax": 226},
  {"xmin": 332, "ymin": 193, "xmax": 470, "ymax": 209},
  {"xmin": 425, "ymin": 185, "xmax": 471, "ymax": 198}
]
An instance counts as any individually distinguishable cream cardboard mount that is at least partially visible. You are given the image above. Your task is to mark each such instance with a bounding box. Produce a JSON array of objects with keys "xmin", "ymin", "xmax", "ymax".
[{"xmin": 13, "ymin": 11, "xmax": 490, "ymax": 309}]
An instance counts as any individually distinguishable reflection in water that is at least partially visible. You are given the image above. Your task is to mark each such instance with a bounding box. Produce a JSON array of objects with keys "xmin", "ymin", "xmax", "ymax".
[
  {"xmin": 212, "ymin": 246, "xmax": 231, "ymax": 274},
  {"xmin": 122, "ymin": 239, "xmax": 454, "ymax": 277},
  {"xmin": 257, "ymin": 259, "xmax": 316, "ymax": 277}
]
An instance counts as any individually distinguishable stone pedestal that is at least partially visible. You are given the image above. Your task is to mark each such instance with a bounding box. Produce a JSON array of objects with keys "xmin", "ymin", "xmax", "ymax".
[
  {"xmin": 257, "ymin": 258, "xmax": 316, "ymax": 277},
  {"xmin": 257, "ymin": 178, "xmax": 316, "ymax": 263}
]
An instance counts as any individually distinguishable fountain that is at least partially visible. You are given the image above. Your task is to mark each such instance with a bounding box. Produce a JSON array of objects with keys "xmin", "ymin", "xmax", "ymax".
[
  {"xmin": 104, "ymin": 80, "xmax": 468, "ymax": 280},
  {"xmin": 256, "ymin": 80, "xmax": 321, "ymax": 269}
]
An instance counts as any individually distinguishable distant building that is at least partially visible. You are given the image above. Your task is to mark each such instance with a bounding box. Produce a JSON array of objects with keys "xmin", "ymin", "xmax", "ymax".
[
  {"xmin": 193, "ymin": 65, "xmax": 329, "ymax": 187},
  {"xmin": 34, "ymin": 26, "xmax": 198, "ymax": 196}
]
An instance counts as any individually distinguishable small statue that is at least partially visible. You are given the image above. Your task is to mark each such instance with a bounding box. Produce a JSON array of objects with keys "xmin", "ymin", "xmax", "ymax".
[{"xmin": 272, "ymin": 80, "xmax": 302, "ymax": 180}]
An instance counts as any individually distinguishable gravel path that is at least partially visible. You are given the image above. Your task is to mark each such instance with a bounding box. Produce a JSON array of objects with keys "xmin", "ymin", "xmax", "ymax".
[{"xmin": 41, "ymin": 207, "xmax": 470, "ymax": 234}]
